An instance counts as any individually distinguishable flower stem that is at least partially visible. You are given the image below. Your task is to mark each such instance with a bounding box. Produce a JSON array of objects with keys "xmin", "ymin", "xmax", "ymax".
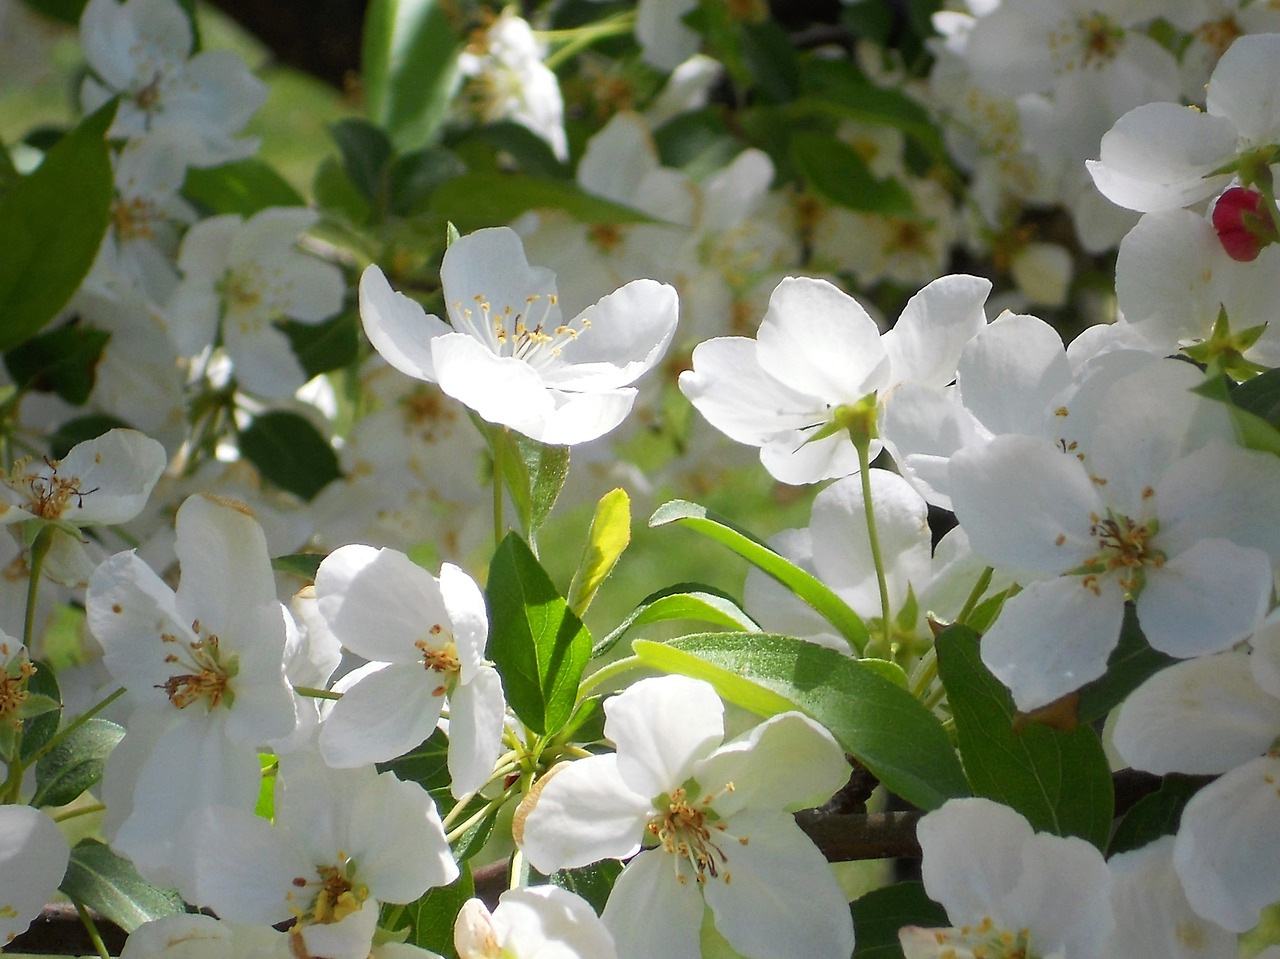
[
  {"xmin": 445, "ymin": 794, "xmax": 508, "ymax": 845},
  {"xmin": 292, "ymin": 685, "xmax": 341, "ymax": 701},
  {"xmin": 541, "ymin": 11, "xmax": 636, "ymax": 71},
  {"xmin": 955, "ymin": 567, "xmax": 994, "ymax": 626},
  {"xmin": 23, "ymin": 524, "xmax": 54, "ymax": 653},
  {"xmin": 492, "ymin": 428, "xmax": 506, "ymax": 551},
  {"xmin": 55, "ymin": 802, "xmax": 107, "ymax": 823},
  {"xmin": 73, "ymin": 899, "xmax": 111, "ymax": 959},
  {"xmin": 576, "ymin": 654, "xmax": 643, "ymax": 701},
  {"xmin": 854, "ymin": 443, "xmax": 894, "ymax": 658},
  {"xmin": 26, "ymin": 686, "xmax": 126, "ymax": 767}
]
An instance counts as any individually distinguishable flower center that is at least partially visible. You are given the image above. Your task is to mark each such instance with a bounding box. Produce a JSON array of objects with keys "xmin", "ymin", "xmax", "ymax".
[
  {"xmin": 454, "ymin": 291, "xmax": 591, "ymax": 369},
  {"xmin": 6, "ymin": 456, "xmax": 98, "ymax": 521},
  {"xmin": 1047, "ymin": 13, "xmax": 1124, "ymax": 75},
  {"xmin": 647, "ymin": 781, "xmax": 744, "ymax": 886},
  {"xmin": 156, "ymin": 619, "xmax": 238, "ymax": 711},
  {"xmin": 112, "ymin": 195, "xmax": 161, "ymax": 242},
  {"xmin": 904, "ymin": 917, "xmax": 1035, "ymax": 959},
  {"xmin": 1075, "ymin": 505, "xmax": 1163, "ymax": 597},
  {"xmin": 0, "ymin": 644, "xmax": 35, "ymax": 729},
  {"xmin": 416, "ymin": 625, "xmax": 460, "ymax": 697},
  {"xmin": 287, "ymin": 858, "xmax": 369, "ymax": 930},
  {"xmin": 1195, "ymin": 17, "xmax": 1242, "ymax": 58}
]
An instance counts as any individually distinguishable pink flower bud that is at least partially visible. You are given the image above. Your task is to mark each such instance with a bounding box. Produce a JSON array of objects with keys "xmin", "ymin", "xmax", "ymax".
[{"xmin": 1212, "ymin": 187, "xmax": 1278, "ymax": 262}]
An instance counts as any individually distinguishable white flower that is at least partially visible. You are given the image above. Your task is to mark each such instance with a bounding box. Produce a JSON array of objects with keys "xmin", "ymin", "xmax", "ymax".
[
  {"xmin": 86, "ymin": 493, "xmax": 297, "ymax": 885},
  {"xmin": 119, "ymin": 914, "xmax": 292, "ymax": 959},
  {"xmin": 950, "ymin": 359, "xmax": 1280, "ymax": 711},
  {"xmin": 79, "ymin": 0, "xmax": 266, "ymax": 165},
  {"xmin": 679, "ymin": 273, "xmax": 989, "ymax": 485},
  {"xmin": 1087, "ymin": 33, "xmax": 1280, "ymax": 213},
  {"xmin": 360, "ymin": 227, "xmax": 679, "ymax": 446},
  {"xmin": 900, "ymin": 797, "xmax": 1113, "ymax": 959},
  {"xmin": 314, "ymin": 544, "xmax": 505, "ymax": 796},
  {"xmin": 167, "ymin": 207, "xmax": 345, "ymax": 399},
  {"xmin": 1110, "ymin": 616, "xmax": 1280, "ymax": 932},
  {"xmin": 518, "ymin": 674, "xmax": 853, "ymax": 959},
  {"xmin": 181, "ymin": 750, "xmax": 457, "ymax": 959},
  {"xmin": 0, "ymin": 805, "xmax": 70, "ymax": 948},
  {"xmin": 454, "ymin": 886, "xmax": 618, "ymax": 959}
]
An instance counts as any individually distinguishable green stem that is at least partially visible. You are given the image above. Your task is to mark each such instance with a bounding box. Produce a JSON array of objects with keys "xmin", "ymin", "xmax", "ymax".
[
  {"xmin": 23, "ymin": 524, "xmax": 54, "ymax": 652},
  {"xmin": 854, "ymin": 442, "xmax": 894, "ymax": 658},
  {"xmin": 26, "ymin": 686, "xmax": 126, "ymax": 769},
  {"xmin": 576, "ymin": 655, "xmax": 644, "ymax": 701},
  {"xmin": 73, "ymin": 899, "xmax": 112, "ymax": 959},
  {"xmin": 492, "ymin": 429, "xmax": 506, "ymax": 552},
  {"xmin": 445, "ymin": 794, "xmax": 508, "ymax": 845},
  {"xmin": 955, "ymin": 567, "xmax": 994, "ymax": 626},
  {"xmin": 908, "ymin": 646, "xmax": 937, "ymax": 701},
  {"xmin": 540, "ymin": 11, "xmax": 637, "ymax": 71},
  {"xmin": 54, "ymin": 802, "xmax": 107, "ymax": 822}
]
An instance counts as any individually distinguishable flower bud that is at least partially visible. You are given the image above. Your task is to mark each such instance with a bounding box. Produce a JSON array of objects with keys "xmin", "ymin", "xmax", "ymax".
[{"xmin": 1211, "ymin": 187, "xmax": 1279, "ymax": 262}]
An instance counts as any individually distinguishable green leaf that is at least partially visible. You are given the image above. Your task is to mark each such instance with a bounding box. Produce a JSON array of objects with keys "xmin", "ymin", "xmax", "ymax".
[
  {"xmin": 271, "ymin": 552, "xmax": 326, "ymax": 581},
  {"xmin": 592, "ymin": 583, "xmax": 760, "ymax": 658},
  {"xmin": 444, "ymin": 122, "xmax": 565, "ymax": 178},
  {"xmin": 182, "ymin": 158, "xmax": 305, "ymax": 217},
  {"xmin": 492, "ymin": 427, "xmax": 570, "ymax": 539},
  {"xmin": 313, "ymin": 155, "xmax": 374, "ymax": 226},
  {"xmin": 633, "ymin": 633, "xmax": 969, "ymax": 810},
  {"xmin": 1232, "ymin": 366, "xmax": 1280, "ymax": 424},
  {"xmin": 19, "ymin": 659, "xmax": 61, "ymax": 761},
  {"xmin": 4, "ymin": 322, "xmax": 110, "ymax": 405},
  {"xmin": 550, "ymin": 859, "xmax": 624, "ymax": 915},
  {"xmin": 330, "ymin": 118, "xmax": 394, "ymax": 203},
  {"xmin": 851, "ymin": 882, "xmax": 948, "ymax": 959},
  {"xmin": 428, "ymin": 172, "xmax": 659, "ymax": 233},
  {"xmin": 46, "ymin": 413, "xmax": 131, "ymax": 459},
  {"xmin": 17, "ymin": 0, "xmax": 87, "ymax": 24},
  {"xmin": 0, "ymin": 100, "xmax": 116, "ymax": 351},
  {"xmin": 790, "ymin": 130, "xmax": 915, "ymax": 216},
  {"xmin": 567, "ymin": 488, "xmax": 631, "ymax": 618},
  {"xmin": 649, "ymin": 500, "xmax": 869, "ymax": 654},
  {"xmin": 281, "ymin": 308, "xmax": 360, "ymax": 379},
  {"xmin": 1075, "ymin": 606, "xmax": 1175, "ymax": 725},
  {"xmin": 389, "ymin": 147, "xmax": 467, "ymax": 216},
  {"xmin": 362, "ymin": 0, "xmax": 462, "ymax": 151},
  {"xmin": 1109, "ymin": 774, "xmax": 1211, "ymax": 855},
  {"xmin": 61, "ymin": 839, "xmax": 185, "ymax": 933},
  {"xmin": 386, "ymin": 865, "xmax": 475, "ymax": 959},
  {"xmin": 32, "ymin": 717, "xmax": 124, "ymax": 807},
  {"xmin": 741, "ymin": 18, "xmax": 800, "ymax": 103},
  {"xmin": 1191, "ymin": 373, "xmax": 1280, "ymax": 456},
  {"xmin": 239, "ymin": 410, "xmax": 342, "ymax": 501},
  {"xmin": 653, "ymin": 108, "xmax": 742, "ymax": 180},
  {"xmin": 935, "ymin": 626, "xmax": 1114, "ymax": 848},
  {"xmin": 486, "ymin": 533, "xmax": 592, "ymax": 736},
  {"xmin": 799, "ymin": 58, "xmax": 946, "ymax": 158}
]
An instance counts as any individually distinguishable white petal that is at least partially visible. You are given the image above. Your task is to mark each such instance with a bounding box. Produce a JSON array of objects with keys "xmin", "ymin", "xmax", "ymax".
[
  {"xmin": 1205, "ymin": 33, "xmax": 1280, "ymax": 146},
  {"xmin": 359, "ymin": 266, "xmax": 451, "ymax": 382},
  {"xmin": 0, "ymin": 806, "xmax": 71, "ymax": 945},
  {"xmin": 446, "ymin": 666, "xmax": 507, "ymax": 797},
  {"xmin": 182, "ymin": 806, "xmax": 303, "ymax": 923},
  {"xmin": 538, "ymin": 386, "xmax": 638, "ymax": 445},
  {"xmin": 602, "ymin": 850, "xmax": 704, "ymax": 959},
  {"xmin": 519, "ymin": 755, "xmax": 651, "ymax": 872},
  {"xmin": 431, "ymin": 333, "xmax": 557, "ymax": 439},
  {"xmin": 1004, "ymin": 826, "xmax": 1113, "ymax": 959},
  {"xmin": 955, "ymin": 312, "xmax": 1071, "ymax": 437},
  {"xmin": 1113, "ymin": 651, "xmax": 1280, "ymax": 775},
  {"xmin": 1174, "ymin": 754, "xmax": 1280, "ymax": 932},
  {"xmin": 882, "ymin": 273, "xmax": 990, "ymax": 389},
  {"xmin": 56, "ymin": 429, "xmax": 167, "ymax": 525},
  {"xmin": 349, "ymin": 771, "xmax": 457, "ymax": 900},
  {"xmin": 917, "ymin": 798, "xmax": 1035, "ymax": 923},
  {"xmin": 702, "ymin": 810, "xmax": 855, "ymax": 959},
  {"xmin": 605, "ymin": 675, "xmax": 724, "ymax": 798},
  {"xmin": 319, "ymin": 663, "xmax": 444, "ymax": 768},
  {"xmin": 981, "ymin": 575, "xmax": 1126, "ymax": 712},
  {"xmin": 490, "ymin": 886, "xmax": 619, "ymax": 959}
]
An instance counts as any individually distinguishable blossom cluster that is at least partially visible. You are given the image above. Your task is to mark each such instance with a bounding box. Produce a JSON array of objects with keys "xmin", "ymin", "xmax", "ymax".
[{"xmin": 0, "ymin": 1, "xmax": 1279, "ymax": 959}]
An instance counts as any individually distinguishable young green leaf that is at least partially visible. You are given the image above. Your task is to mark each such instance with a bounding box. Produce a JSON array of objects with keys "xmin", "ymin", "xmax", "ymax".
[
  {"xmin": 649, "ymin": 499, "xmax": 869, "ymax": 653},
  {"xmin": 0, "ymin": 100, "xmax": 116, "ymax": 351},
  {"xmin": 567, "ymin": 488, "xmax": 631, "ymax": 618},
  {"xmin": 486, "ymin": 533, "xmax": 592, "ymax": 736},
  {"xmin": 633, "ymin": 633, "xmax": 969, "ymax": 811},
  {"xmin": 935, "ymin": 626, "xmax": 1114, "ymax": 849},
  {"xmin": 32, "ymin": 718, "xmax": 125, "ymax": 808},
  {"xmin": 61, "ymin": 839, "xmax": 185, "ymax": 934},
  {"xmin": 592, "ymin": 583, "xmax": 760, "ymax": 658}
]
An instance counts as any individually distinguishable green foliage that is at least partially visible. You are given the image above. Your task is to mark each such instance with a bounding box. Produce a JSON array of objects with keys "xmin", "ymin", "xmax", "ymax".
[
  {"xmin": 384, "ymin": 866, "xmax": 475, "ymax": 959},
  {"xmin": 790, "ymin": 131, "xmax": 915, "ymax": 216},
  {"xmin": 428, "ymin": 171, "xmax": 659, "ymax": 233},
  {"xmin": 491, "ymin": 428, "xmax": 571, "ymax": 541},
  {"xmin": 46, "ymin": 414, "xmax": 131, "ymax": 459},
  {"xmin": 852, "ymin": 882, "xmax": 948, "ymax": 959},
  {"xmin": 4, "ymin": 321, "xmax": 110, "ymax": 405},
  {"xmin": 271, "ymin": 552, "xmax": 326, "ymax": 581},
  {"xmin": 566, "ymin": 488, "xmax": 631, "ymax": 618},
  {"xmin": 1109, "ymin": 774, "xmax": 1211, "ymax": 855},
  {"xmin": 1193, "ymin": 372, "xmax": 1280, "ymax": 456},
  {"xmin": 592, "ymin": 583, "xmax": 760, "ymax": 657},
  {"xmin": 32, "ymin": 718, "xmax": 124, "ymax": 807},
  {"xmin": 633, "ymin": 633, "xmax": 969, "ymax": 810},
  {"xmin": 935, "ymin": 626, "xmax": 1114, "ymax": 849},
  {"xmin": 362, "ymin": 0, "xmax": 462, "ymax": 151},
  {"xmin": 61, "ymin": 840, "xmax": 186, "ymax": 934},
  {"xmin": 649, "ymin": 500, "xmax": 869, "ymax": 653},
  {"xmin": 238, "ymin": 410, "xmax": 342, "ymax": 501},
  {"xmin": 0, "ymin": 100, "xmax": 115, "ymax": 351},
  {"xmin": 19, "ymin": 660, "xmax": 61, "ymax": 761},
  {"xmin": 281, "ymin": 308, "xmax": 361, "ymax": 380},
  {"xmin": 486, "ymin": 533, "xmax": 592, "ymax": 736},
  {"xmin": 1075, "ymin": 606, "xmax": 1175, "ymax": 725},
  {"xmin": 182, "ymin": 158, "xmax": 305, "ymax": 217},
  {"xmin": 549, "ymin": 859, "xmax": 624, "ymax": 915}
]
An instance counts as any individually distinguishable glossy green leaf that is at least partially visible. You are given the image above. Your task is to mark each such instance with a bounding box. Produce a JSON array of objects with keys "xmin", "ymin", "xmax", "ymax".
[
  {"xmin": 239, "ymin": 410, "xmax": 342, "ymax": 501},
  {"xmin": 281, "ymin": 308, "xmax": 360, "ymax": 379},
  {"xmin": 19, "ymin": 659, "xmax": 61, "ymax": 761},
  {"xmin": 592, "ymin": 583, "xmax": 760, "ymax": 657},
  {"xmin": 486, "ymin": 533, "xmax": 592, "ymax": 736},
  {"xmin": 62, "ymin": 839, "xmax": 185, "ymax": 934},
  {"xmin": 633, "ymin": 633, "xmax": 969, "ymax": 810},
  {"xmin": 4, "ymin": 322, "xmax": 110, "ymax": 405},
  {"xmin": 0, "ymin": 100, "xmax": 116, "ymax": 351},
  {"xmin": 550, "ymin": 859, "xmax": 624, "ymax": 915},
  {"xmin": 799, "ymin": 58, "xmax": 946, "ymax": 157},
  {"xmin": 567, "ymin": 488, "xmax": 631, "ymax": 618},
  {"xmin": 1192, "ymin": 373, "xmax": 1280, "ymax": 456},
  {"xmin": 362, "ymin": 0, "xmax": 461, "ymax": 151},
  {"xmin": 852, "ymin": 881, "xmax": 948, "ymax": 959},
  {"xmin": 1109, "ymin": 774, "xmax": 1211, "ymax": 856},
  {"xmin": 936, "ymin": 626, "xmax": 1114, "ymax": 849},
  {"xmin": 330, "ymin": 118, "xmax": 394, "ymax": 203},
  {"xmin": 429, "ymin": 172, "xmax": 659, "ymax": 233},
  {"xmin": 271, "ymin": 552, "xmax": 326, "ymax": 581},
  {"xmin": 32, "ymin": 717, "xmax": 124, "ymax": 807},
  {"xmin": 182, "ymin": 158, "xmax": 305, "ymax": 217},
  {"xmin": 790, "ymin": 130, "xmax": 915, "ymax": 216},
  {"xmin": 385, "ymin": 865, "xmax": 475, "ymax": 959},
  {"xmin": 1075, "ymin": 606, "xmax": 1175, "ymax": 725},
  {"xmin": 491, "ymin": 426, "xmax": 570, "ymax": 540},
  {"xmin": 648, "ymin": 500, "xmax": 869, "ymax": 653}
]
